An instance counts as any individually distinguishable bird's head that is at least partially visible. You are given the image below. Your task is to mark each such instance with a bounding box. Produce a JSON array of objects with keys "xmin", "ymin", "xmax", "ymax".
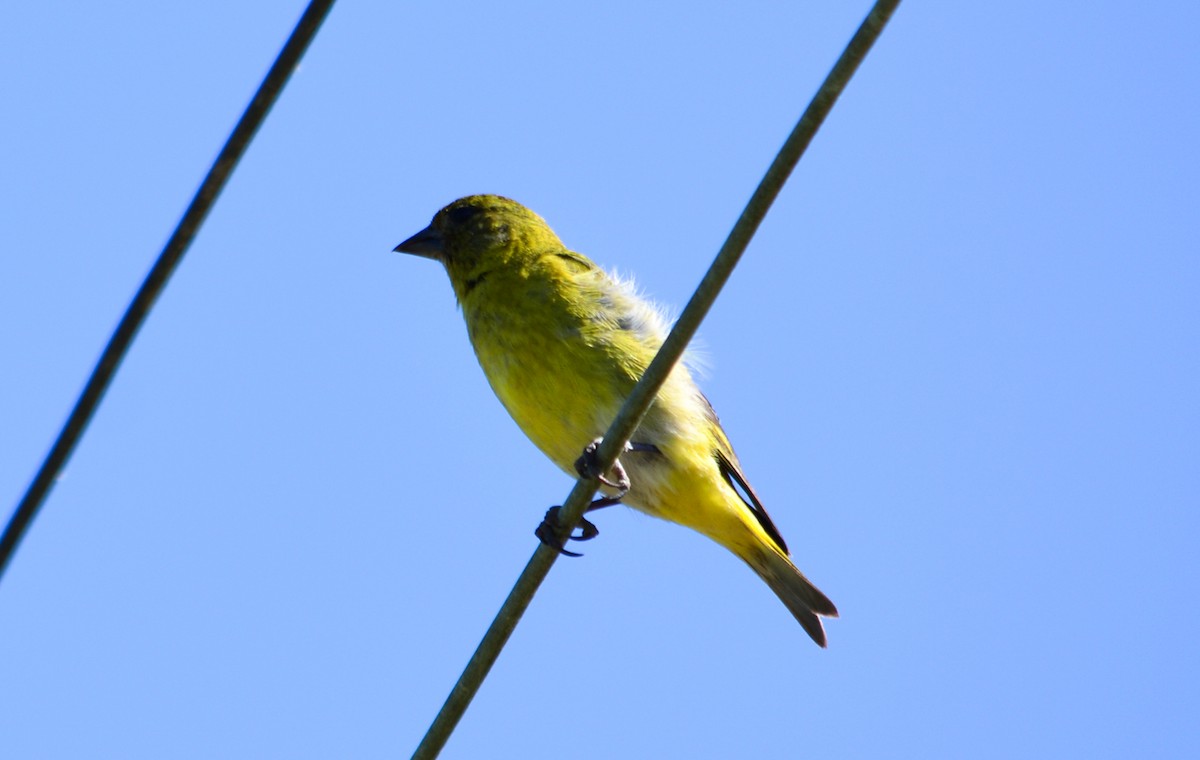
[{"xmin": 394, "ymin": 195, "xmax": 564, "ymax": 297}]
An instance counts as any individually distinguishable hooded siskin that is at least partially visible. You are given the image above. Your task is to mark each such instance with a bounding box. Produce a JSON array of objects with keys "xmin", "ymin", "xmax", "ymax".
[{"xmin": 395, "ymin": 194, "xmax": 837, "ymax": 646}]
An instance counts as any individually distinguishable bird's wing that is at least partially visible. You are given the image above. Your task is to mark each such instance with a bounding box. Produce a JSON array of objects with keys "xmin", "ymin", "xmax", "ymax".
[{"xmin": 701, "ymin": 394, "xmax": 790, "ymax": 556}]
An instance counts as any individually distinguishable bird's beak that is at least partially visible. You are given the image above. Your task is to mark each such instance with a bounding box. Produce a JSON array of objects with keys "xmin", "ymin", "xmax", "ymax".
[{"xmin": 394, "ymin": 224, "xmax": 444, "ymax": 260}]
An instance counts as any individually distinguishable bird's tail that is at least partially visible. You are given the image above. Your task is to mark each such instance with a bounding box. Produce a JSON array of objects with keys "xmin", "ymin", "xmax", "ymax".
[{"xmin": 743, "ymin": 545, "xmax": 839, "ymax": 647}]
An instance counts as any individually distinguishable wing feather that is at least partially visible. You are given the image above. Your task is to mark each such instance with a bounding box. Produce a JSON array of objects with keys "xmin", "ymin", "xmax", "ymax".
[{"xmin": 699, "ymin": 393, "xmax": 790, "ymax": 556}]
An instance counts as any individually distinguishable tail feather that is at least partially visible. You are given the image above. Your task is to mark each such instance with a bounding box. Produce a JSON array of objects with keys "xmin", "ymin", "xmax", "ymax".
[{"xmin": 747, "ymin": 548, "xmax": 838, "ymax": 647}]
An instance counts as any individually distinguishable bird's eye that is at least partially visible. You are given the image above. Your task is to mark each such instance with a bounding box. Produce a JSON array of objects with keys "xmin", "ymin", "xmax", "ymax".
[{"xmin": 446, "ymin": 205, "xmax": 482, "ymax": 228}]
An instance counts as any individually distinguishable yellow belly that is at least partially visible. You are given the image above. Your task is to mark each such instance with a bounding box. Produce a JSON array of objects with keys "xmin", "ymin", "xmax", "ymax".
[{"xmin": 458, "ymin": 267, "xmax": 752, "ymax": 547}]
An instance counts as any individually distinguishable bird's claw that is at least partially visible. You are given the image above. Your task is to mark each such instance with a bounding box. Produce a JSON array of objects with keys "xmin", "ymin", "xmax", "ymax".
[
  {"xmin": 574, "ymin": 438, "xmax": 632, "ymax": 498},
  {"xmin": 540, "ymin": 439, "xmax": 659, "ymax": 555},
  {"xmin": 535, "ymin": 506, "xmax": 600, "ymax": 557}
]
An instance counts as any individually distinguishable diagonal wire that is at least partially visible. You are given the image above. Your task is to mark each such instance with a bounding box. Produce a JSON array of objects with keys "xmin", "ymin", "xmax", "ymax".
[
  {"xmin": 0, "ymin": 0, "xmax": 337, "ymax": 583},
  {"xmin": 411, "ymin": 1, "xmax": 902, "ymax": 758}
]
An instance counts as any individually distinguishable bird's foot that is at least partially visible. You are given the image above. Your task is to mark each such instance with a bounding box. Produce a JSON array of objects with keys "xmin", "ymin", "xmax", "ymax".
[
  {"xmin": 573, "ymin": 438, "xmax": 659, "ymax": 498},
  {"xmin": 574, "ymin": 438, "xmax": 630, "ymax": 498},
  {"xmin": 542, "ymin": 439, "xmax": 660, "ymax": 556},
  {"xmin": 535, "ymin": 506, "xmax": 600, "ymax": 557}
]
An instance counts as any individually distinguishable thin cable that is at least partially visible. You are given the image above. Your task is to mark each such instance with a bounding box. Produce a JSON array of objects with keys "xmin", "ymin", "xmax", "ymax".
[
  {"xmin": 410, "ymin": 1, "xmax": 902, "ymax": 757},
  {"xmin": 0, "ymin": 0, "xmax": 337, "ymax": 583}
]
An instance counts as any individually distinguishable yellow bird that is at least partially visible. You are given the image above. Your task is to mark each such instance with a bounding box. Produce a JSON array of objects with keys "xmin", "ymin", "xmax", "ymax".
[{"xmin": 395, "ymin": 195, "xmax": 837, "ymax": 646}]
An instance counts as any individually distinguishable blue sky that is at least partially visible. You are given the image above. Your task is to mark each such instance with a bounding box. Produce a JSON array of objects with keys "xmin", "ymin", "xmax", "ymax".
[{"xmin": 2, "ymin": 2, "xmax": 1197, "ymax": 758}]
